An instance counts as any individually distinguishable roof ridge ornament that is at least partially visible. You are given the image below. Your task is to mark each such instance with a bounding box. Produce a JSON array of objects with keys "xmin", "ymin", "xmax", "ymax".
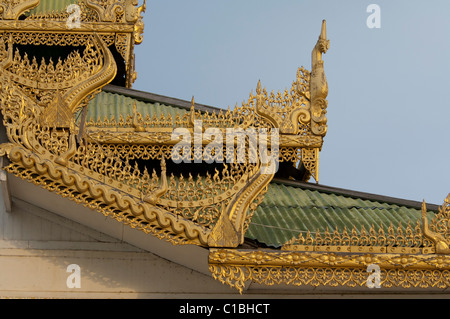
[
  {"xmin": 132, "ymin": 101, "xmax": 145, "ymax": 132},
  {"xmin": 143, "ymin": 157, "xmax": 168, "ymax": 205},
  {"xmin": 251, "ymin": 20, "xmax": 328, "ymax": 137},
  {"xmin": 422, "ymin": 200, "xmax": 450, "ymax": 254},
  {"xmin": 310, "ymin": 19, "xmax": 329, "ymax": 136}
]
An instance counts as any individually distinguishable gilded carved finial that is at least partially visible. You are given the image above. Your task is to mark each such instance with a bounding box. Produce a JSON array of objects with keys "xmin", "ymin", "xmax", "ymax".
[
  {"xmin": 189, "ymin": 95, "xmax": 195, "ymax": 125},
  {"xmin": 312, "ymin": 20, "xmax": 329, "ymax": 66},
  {"xmin": 134, "ymin": 0, "xmax": 146, "ymax": 44},
  {"xmin": 190, "ymin": 96, "xmax": 204, "ymax": 132},
  {"xmin": 256, "ymin": 79, "xmax": 262, "ymax": 95},
  {"xmin": 250, "ymin": 20, "xmax": 329, "ymax": 139},
  {"xmin": 310, "ymin": 19, "xmax": 329, "ymax": 136},
  {"xmin": 422, "ymin": 200, "xmax": 450, "ymax": 254},
  {"xmin": 132, "ymin": 101, "xmax": 145, "ymax": 132},
  {"xmin": 144, "ymin": 157, "xmax": 168, "ymax": 205},
  {"xmin": 254, "ymin": 80, "xmax": 280, "ymax": 129}
]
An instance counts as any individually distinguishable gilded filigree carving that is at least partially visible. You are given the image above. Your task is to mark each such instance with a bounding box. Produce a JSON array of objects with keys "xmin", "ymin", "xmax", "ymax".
[
  {"xmin": 2, "ymin": 5, "xmax": 450, "ymax": 294},
  {"xmin": 209, "ymin": 249, "xmax": 450, "ymax": 293},
  {"xmin": 282, "ymin": 221, "xmax": 432, "ymax": 255},
  {"xmin": 84, "ymin": 0, "xmax": 125, "ymax": 23},
  {"xmin": 423, "ymin": 200, "xmax": 450, "ymax": 254},
  {"xmin": 0, "ymin": 0, "xmax": 39, "ymax": 20},
  {"xmin": 0, "ymin": 11, "xmax": 329, "ymax": 249},
  {"xmin": 84, "ymin": 0, "xmax": 146, "ymax": 25},
  {"xmin": 207, "ymin": 196, "xmax": 450, "ymax": 292}
]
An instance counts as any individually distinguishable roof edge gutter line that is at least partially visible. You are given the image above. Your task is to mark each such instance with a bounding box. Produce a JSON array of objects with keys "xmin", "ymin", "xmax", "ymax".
[{"xmin": 103, "ymin": 85, "xmax": 222, "ymax": 114}]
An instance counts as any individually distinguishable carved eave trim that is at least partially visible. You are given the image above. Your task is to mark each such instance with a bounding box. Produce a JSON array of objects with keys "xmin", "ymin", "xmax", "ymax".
[
  {"xmin": 208, "ymin": 248, "xmax": 450, "ymax": 293},
  {"xmin": 0, "ymin": 20, "xmax": 135, "ymax": 33},
  {"xmin": 2, "ymin": 145, "xmax": 211, "ymax": 246},
  {"xmin": 209, "ymin": 249, "xmax": 450, "ymax": 270},
  {"xmin": 208, "ymin": 199, "xmax": 450, "ymax": 292},
  {"xmin": 85, "ymin": 127, "xmax": 323, "ymax": 149}
]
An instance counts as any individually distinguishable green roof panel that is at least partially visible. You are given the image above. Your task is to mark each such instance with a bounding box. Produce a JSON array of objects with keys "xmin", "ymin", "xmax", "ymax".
[
  {"xmin": 84, "ymin": 90, "xmax": 189, "ymax": 123},
  {"xmin": 27, "ymin": 0, "xmax": 76, "ymax": 16},
  {"xmin": 246, "ymin": 181, "xmax": 437, "ymax": 247}
]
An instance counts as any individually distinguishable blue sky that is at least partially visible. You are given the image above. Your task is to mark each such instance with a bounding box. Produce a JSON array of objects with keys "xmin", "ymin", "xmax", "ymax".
[{"xmin": 133, "ymin": 0, "xmax": 450, "ymax": 205}]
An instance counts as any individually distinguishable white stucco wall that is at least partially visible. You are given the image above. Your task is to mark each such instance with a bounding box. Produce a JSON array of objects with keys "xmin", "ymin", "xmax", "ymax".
[{"xmin": 0, "ymin": 180, "xmax": 234, "ymax": 298}]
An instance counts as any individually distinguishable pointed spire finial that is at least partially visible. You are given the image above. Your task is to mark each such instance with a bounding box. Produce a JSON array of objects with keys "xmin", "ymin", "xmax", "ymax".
[
  {"xmin": 320, "ymin": 19, "xmax": 327, "ymax": 41},
  {"xmin": 317, "ymin": 19, "xmax": 329, "ymax": 54},
  {"xmin": 190, "ymin": 96, "xmax": 195, "ymax": 121},
  {"xmin": 422, "ymin": 200, "xmax": 427, "ymax": 217}
]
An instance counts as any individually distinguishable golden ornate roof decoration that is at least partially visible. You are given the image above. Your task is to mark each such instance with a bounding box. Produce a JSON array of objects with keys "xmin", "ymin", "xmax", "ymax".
[
  {"xmin": 0, "ymin": 0, "xmax": 146, "ymax": 88},
  {"xmin": 3, "ymin": 6, "xmax": 450, "ymax": 294},
  {"xmin": 207, "ymin": 195, "xmax": 450, "ymax": 293},
  {"xmin": 0, "ymin": 14, "xmax": 332, "ymax": 249}
]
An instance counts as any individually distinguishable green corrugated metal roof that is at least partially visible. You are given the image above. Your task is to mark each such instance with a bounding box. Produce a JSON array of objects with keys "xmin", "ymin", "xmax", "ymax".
[
  {"xmin": 27, "ymin": 0, "xmax": 76, "ymax": 16},
  {"xmin": 85, "ymin": 90, "xmax": 189, "ymax": 122},
  {"xmin": 247, "ymin": 181, "xmax": 437, "ymax": 247}
]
